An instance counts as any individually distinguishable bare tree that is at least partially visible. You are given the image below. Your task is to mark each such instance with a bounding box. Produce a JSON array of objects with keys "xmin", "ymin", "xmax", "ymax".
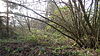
[
  {"xmin": 6, "ymin": 0, "xmax": 10, "ymax": 37},
  {"xmin": 1, "ymin": 0, "xmax": 100, "ymax": 49}
]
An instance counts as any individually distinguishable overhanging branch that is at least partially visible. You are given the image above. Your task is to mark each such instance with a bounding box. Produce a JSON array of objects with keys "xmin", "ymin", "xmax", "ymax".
[
  {"xmin": 0, "ymin": 12, "xmax": 75, "ymax": 41},
  {"xmin": 4, "ymin": 0, "xmax": 74, "ymax": 36}
]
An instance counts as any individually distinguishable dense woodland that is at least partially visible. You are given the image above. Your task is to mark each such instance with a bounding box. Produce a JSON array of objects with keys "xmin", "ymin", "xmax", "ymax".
[{"xmin": 0, "ymin": 0, "xmax": 100, "ymax": 56}]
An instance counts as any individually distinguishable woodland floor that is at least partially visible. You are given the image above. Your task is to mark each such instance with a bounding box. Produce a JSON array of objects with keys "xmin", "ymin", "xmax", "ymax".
[{"xmin": 0, "ymin": 41, "xmax": 100, "ymax": 56}]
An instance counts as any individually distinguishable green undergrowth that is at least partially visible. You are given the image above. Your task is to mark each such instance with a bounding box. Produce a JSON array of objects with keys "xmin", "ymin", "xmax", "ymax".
[
  {"xmin": 1, "ymin": 44, "xmax": 98, "ymax": 56},
  {"xmin": 0, "ymin": 38, "xmax": 99, "ymax": 56},
  {"xmin": 0, "ymin": 29, "xmax": 99, "ymax": 56}
]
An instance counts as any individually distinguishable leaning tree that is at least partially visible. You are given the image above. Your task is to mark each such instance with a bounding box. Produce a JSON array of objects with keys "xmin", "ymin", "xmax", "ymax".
[{"xmin": 1, "ymin": 0, "xmax": 100, "ymax": 49}]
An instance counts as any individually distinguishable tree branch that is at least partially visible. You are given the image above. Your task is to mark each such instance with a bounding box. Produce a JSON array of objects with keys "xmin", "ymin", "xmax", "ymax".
[
  {"xmin": 0, "ymin": 12, "xmax": 75, "ymax": 41},
  {"xmin": 4, "ymin": 0, "xmax": 74, "ymax": 36}
]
